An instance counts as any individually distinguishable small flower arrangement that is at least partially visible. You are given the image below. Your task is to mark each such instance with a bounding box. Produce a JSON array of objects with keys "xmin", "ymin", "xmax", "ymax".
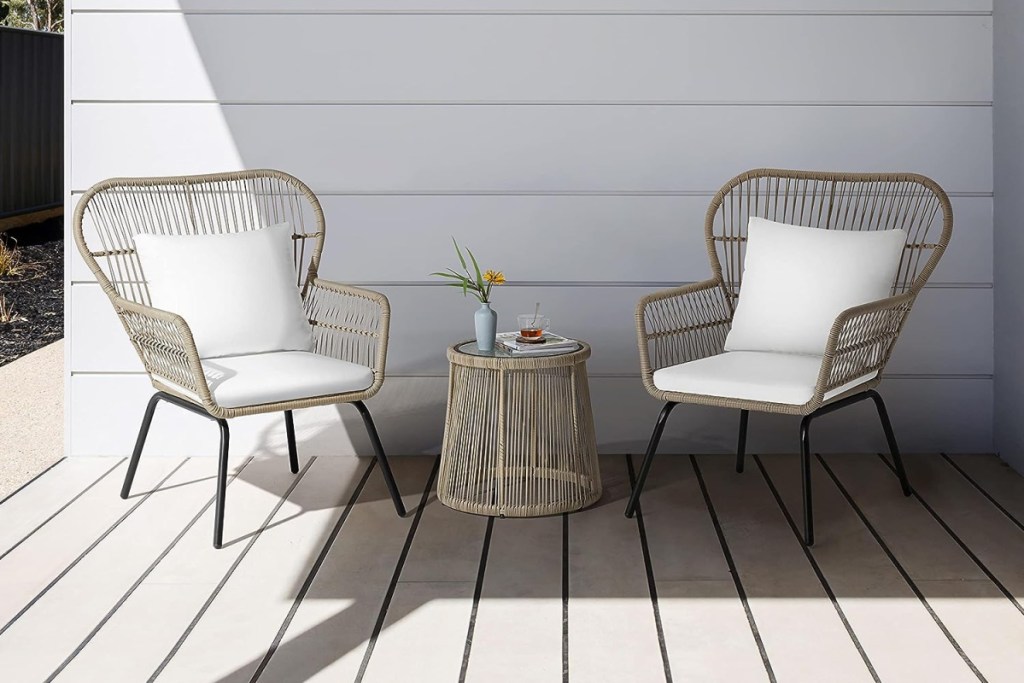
[{"xmin": 431, "ymin": 238, "xmax": 506, "ymax": 303}]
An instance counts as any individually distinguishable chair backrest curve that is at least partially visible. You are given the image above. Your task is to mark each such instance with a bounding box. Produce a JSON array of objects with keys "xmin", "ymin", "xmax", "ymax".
[
  {"xmin": 73, "ymin": 169, "xmax": 327, "ymax": 307},
  {"xmin": 704, "ymin": 168, "xmax": 954, "ymax": 303}
]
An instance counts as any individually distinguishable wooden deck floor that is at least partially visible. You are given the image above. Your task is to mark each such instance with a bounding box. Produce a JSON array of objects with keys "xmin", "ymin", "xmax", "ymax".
[{"xmin": 1, "ymin": 452, "xmax": 1023, "ymax": 682}]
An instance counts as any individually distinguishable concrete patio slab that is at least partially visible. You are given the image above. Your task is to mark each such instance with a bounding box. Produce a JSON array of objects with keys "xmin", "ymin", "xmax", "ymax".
[{"xmin": 0, "ymin": 340, "xmax": 64, "ymax": 499}]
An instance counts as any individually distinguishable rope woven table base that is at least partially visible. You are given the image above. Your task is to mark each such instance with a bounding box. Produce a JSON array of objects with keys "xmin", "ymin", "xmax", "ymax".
[{"xmin": 438, "ymin": 341, "xmax": 602, "ymax": 517}]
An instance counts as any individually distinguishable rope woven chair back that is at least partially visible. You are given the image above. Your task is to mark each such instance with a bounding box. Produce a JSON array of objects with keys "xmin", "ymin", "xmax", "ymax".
[
  {"xmin": 73, "ymin": 170, "xmax": 326, "ymax": 306},
  {"xmin": 705, "ymin": 169, "xmax": 953, "ymax": 303}
]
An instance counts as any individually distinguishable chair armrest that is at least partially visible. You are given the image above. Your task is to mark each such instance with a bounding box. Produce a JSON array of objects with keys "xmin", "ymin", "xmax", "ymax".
[
  {"xmin": 637, "ymin": 277, "xmax": 733, "ymax": 383},
  {"xmin": 814, "ymin": 292, "xmax": 916, "ymax": 400},
  {"xmin": 113, "ymin": 297, "xmax": 213, "ymax": 405},
  {"xmin": 304, "ymin": 278, "xmax": 390, "ymax": 391}
]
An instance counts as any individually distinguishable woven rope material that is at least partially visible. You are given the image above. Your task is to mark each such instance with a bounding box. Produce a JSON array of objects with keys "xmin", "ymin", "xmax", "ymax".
[
  {"xmin": 73, "ymin": 170, "xmax": 390, "ymax": 419},
  {"xmin": 637, "ymin": 168, "xmax": 953, "ymax": 416},
  {"xmin": 438, "ymin": 342, "xmax": 602, "ymax": 516}
]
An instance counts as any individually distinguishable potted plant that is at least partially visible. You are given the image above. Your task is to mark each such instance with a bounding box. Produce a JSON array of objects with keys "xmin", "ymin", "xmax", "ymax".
[{"xmin": 431, "ymin": 238, "xmax": 506, "ymax": 351}]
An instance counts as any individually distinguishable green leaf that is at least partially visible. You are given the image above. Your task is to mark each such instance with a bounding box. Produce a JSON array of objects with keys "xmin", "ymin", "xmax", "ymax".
[
  {"xmin": 430, "ymin": 271, "xmax": 466, "ymax": 281},
  {"xmin": 466, "ymin": 248, "xmax": 485, "ymax": 291},
  {"xmin": 452, "ymin": 237, "xmax": 468, "ymax": 272}
]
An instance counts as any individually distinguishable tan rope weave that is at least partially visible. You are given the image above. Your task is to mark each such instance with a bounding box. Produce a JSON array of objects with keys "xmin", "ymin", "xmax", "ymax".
[
  {"xmin": 637, "ymin": 168, "xmax": 953, "ymax": 416},
  {"xmin": 73, "ymin": 169, "xmax": 389, "ymax": 419},
  {"xmin": 438, "ymin": 342, "xmax": 602, "ymax": 516}
]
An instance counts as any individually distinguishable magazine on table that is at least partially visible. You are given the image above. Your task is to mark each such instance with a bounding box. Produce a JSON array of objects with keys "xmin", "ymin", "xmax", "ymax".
[{"xmin": 496, "ymin": 331, "xmax": 579, "ymax": 355}]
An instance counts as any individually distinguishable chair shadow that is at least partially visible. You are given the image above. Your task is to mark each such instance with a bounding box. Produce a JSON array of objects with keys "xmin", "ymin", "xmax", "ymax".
[
  {"xmin": 119, "ymin": 449, "xmax": 1024, "ymax": 683},
  {"xmin": 126, "ymin": 475, "xmax": 218, "ymax": 498},
  {"xmin": 209, "ymin": 466, "xmax": 439, "ymax": 683},
  {"xmin": 219, "ymin": 511, "xmax": 304, "ymax": 549}
]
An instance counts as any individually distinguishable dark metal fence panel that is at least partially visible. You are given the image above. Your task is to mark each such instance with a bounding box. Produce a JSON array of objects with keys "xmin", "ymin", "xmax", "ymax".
[{"xmin": 0, "ymin": 26, "xmax": 63, "ymax": 219}]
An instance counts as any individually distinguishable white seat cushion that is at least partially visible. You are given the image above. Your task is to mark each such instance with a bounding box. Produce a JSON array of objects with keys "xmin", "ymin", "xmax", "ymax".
[
  {"xmin": 134, "ymin": 223, "xmax": 314, "ymax": 358},
  {"xmin": 725, "ymin": 217, "xmax": 906, "ymax": 356},
  {"xmin": 179, "ymin": 351, "xmax": 374, "ymax": 408},
  {"xmin": 652, "ymin": 351, "xmax": 877, "ymax": 406}
]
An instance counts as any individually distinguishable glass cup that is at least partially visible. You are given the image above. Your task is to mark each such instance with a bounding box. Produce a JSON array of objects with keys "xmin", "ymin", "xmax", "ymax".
[{"xmin": 517, "ymin": 314, "xmax": 550, "ymax": 339}]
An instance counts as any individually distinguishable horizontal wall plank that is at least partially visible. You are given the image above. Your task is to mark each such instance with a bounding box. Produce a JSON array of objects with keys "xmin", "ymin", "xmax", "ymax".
[
  {"xmin": 68, "ymin": 282, "xmax": 992, "ymax": 376},
  {"xmin": 69, "ymin": 194, "xmax": 711, "ymax": 284},
  {"xmin": 67, "ymin": 374, "xmax": 993, "ymax": 456},
  {"xmin": 70, "ymin": 14, "xmax": 992, "ymax": 103},
  {"xmin": 585, "ymin": 377, "xmax": 993, "ymax": 453},
  {"xmin": 68, "ymin": 1, "xmax": 994, "ymax": 14},
  {"xmin": 391, "ymin": 284, "xmax": 992, "ymax": 377},
  {"xmin": 69, "ymin": 194, "xmax": 993, "ymax": 285},
  {"xmin": 69, "ymin": 104, "xmax": 994, "ymax": 194},
  {"xmin": 67, "ymin": 374, "xmax": 448, "ymax": 458},
  {"xmin": 888, "ymin": 287, "xmax": 992, "ymax": 374}
]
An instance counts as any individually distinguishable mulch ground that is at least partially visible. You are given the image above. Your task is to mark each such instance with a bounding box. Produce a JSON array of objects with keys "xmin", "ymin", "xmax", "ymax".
[{"xmin": 0, "ymin": 217, "xmax": 64, "ymax": 368}]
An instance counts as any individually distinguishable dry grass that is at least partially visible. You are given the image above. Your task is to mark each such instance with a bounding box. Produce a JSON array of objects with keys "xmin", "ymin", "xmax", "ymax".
[
  {"xmin": 0, "ymin": 295, "xmax": 23, "ymax": 323},
  {"xmin": 0, "ymin": 241, "xmax": 38, "ymax": 279},
  {"xmin": 0, "ymin": 241, "xmax": 24, "ymax": 278},
  {"xmin": 0, "ymin": 242, "xmax": 19, "ymax": 321}
]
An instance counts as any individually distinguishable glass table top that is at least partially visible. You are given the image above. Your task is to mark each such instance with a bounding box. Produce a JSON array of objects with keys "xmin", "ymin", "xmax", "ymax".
[{"xmin": 455, "ymin": 340, "xmax": 581, "ymax": 359}]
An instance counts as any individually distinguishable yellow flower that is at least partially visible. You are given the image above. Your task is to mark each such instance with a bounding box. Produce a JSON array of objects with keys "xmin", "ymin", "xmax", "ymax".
[{"xmin": 483, "ymin": 270, "xmax": 506, "ymax": 285}]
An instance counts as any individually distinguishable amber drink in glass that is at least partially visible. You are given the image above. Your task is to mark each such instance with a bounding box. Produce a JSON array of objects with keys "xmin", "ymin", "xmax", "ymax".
[{"xmin": 517, "ymin": 314, "xmax": 550, "ymax": 340}]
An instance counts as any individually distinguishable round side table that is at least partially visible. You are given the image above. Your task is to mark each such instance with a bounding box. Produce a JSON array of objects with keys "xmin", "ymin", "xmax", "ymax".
[{"xmin": 438, "ymin": 340, "xmax": 602, "ymax": 517}]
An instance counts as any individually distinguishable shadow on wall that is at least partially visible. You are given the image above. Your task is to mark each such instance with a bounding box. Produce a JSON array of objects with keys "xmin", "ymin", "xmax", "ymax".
[{"xmin": 142, "ymin": 5, "xmax": 990, "ymax": 458}]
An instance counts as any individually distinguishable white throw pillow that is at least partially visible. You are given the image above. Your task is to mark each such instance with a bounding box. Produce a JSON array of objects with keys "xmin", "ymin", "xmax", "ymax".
[
  {"xmin": 134, "ymin": 223, "xmax": 314, "ymax": 358},
  {"xmin": 724, "ymin": 217, "xmax": 906, "ymax": 356}
]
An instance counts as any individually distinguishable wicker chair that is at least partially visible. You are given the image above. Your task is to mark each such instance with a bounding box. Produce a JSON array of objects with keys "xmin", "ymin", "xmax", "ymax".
[
  {"xmin": 74, "ymin": 170, "xmax": 405, "ymax": 548},
  {"xmin": 627, "ymin": 169, "xmax": 953, "ymax": 545}
]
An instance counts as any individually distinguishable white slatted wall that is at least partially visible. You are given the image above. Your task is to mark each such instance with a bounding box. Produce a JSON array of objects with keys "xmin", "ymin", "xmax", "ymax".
[
  {"xmin": 65, "ymin": 0, "xmax": 995, "ymax": 456},
  {"xmin": 993, "ymin": 0, "xmax": 1024, "ymax": 472}
]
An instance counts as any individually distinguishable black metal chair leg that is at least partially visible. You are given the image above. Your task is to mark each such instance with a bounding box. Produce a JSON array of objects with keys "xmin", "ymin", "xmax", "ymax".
[
  {"xmin": 284, "ymin": 410, "xmax": 299, "ymax": 474},
  {"xmin": 625, "ymin": 402, "xmax": 678, "ymax": 519},
  {"xmin": 213, "ymin": 419, "xmax": 230, "ymax": 549},
  {"xmin": 868, "ymin": 390, "xmax": 912, "ymax": 496},
  {"xmin": 352, "ymin": 401, "xmax": 406, "ymax": 517},
  {"xmin": 125, "ymin": 391, "xmax": 234, "ymax": 549},
  {"xmin": 122, "ymin": 393, "xmax": 162, "ymax": 499},
  {"xmin": 800, "ymin": 415, "xmax": 814, "ymax": 547},
  {"xmin": 735, "ymin": 410, "xmax": 749, "ymax": 473}
]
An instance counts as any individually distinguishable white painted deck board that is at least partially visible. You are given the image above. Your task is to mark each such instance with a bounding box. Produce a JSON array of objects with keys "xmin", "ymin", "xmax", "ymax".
[
  {"xmin": 567, "ymin": 455, "xmax": 666, "ymax": 682},
  {"xmin": 0, "ymin": 458, "xmax": 122, "ymax": 557},
  {"xmin": 0, "ymin": 458, "xmax": 228, "ymax": 680},
  {"xmin": 639, "ymin": 455, "xmax": 770, "ymax": 682},
  {"xmin": 946, "ymin": 453, "xmax": 1024, "ymax": 525},
  {"xmin": 695, "ymin": 454, "xmax": 875, "ymax": 683},
  {"xmin": 0, "ymin": 457, "xmax": 181, "ymax": 626},
  {"xmin": 360, "ymin": 480, "xmax": 489, "ymax": 682},
  {"xmin": 254, "ymin": 458, "xmax": 435, "ymax": 683},
  {"xmin": 51, "ymin": 455, "xmax": 318, "ymax": 682},
  {"xmin": 822, "ymin": 453, "xmax": 1024, "ymax": 682},
  {"xmin": 2, "ymin": 453, "xmax": 1023, "ymax": 681},
  {"xmin": 759, "ymin": 453, "xmax": 981, "ymax": 682},
  {"xmin": 463, "ymin": 517, "xmax": 564, "ymax": 683}
]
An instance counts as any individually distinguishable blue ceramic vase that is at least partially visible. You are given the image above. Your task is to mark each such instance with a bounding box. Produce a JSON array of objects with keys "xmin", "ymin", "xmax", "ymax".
[{"xmin": 474, "ymin": 302, "xmax": 498, "ymax": 352}]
